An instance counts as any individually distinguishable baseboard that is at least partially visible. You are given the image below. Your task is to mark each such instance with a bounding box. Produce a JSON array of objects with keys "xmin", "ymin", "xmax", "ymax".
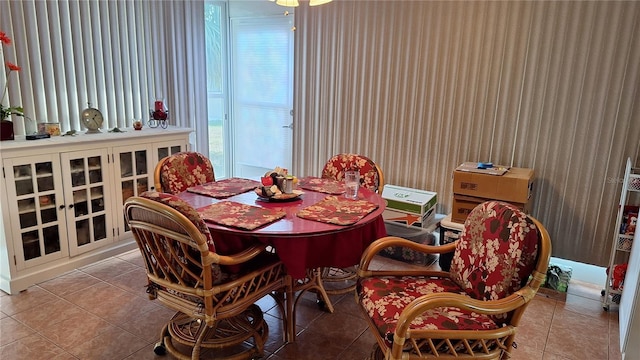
[{"xmin": 0, "ymin": 240, "xmax": 137, "ymax": 295}]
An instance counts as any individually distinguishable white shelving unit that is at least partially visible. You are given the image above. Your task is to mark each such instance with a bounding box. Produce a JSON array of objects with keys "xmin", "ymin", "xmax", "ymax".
[
  {"xmin": 602, "ymin": 158, "xmax": 640, "ymax": 310},
  {"xmin": 0, "ymin": 127, "xmax": 191, "ymax": 294},
  {"xmin": 620, "ymin": 228, "xmax": 640, "ymax": 359}
]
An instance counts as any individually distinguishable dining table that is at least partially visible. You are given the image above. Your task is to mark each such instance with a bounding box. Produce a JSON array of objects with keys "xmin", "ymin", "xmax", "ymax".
[{"xmin": 176, "ymin": 176, "xmax": 387, "ymax": 325}]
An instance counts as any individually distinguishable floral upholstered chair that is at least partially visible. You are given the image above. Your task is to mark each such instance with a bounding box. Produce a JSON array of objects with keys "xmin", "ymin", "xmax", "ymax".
[
  {"xmin": 321, "ymin": 153, "xmax": 384, "ymax": 193},
  {"xmin": 153, "ymin": 151, "xmax": 215, "ymax": 194},
  {"xmin": 124, "ymin": 191, "xmax": 293, "ymax": 359},
  {"xmin": 356, "ymin": 201, "xmax": 551, "ymax": 360},
  {"xmin": 317, "ymin": 153, "xmax": 385, "ymax": 300}
]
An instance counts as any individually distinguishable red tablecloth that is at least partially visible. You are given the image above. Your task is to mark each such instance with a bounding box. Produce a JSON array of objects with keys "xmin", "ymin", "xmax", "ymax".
[
  {"xmin": 269, "ymin": 216, "xmax": 386, "ymax": 278},
  {"xmin": 178, "ymin": 184, "xmax": 387, "ymax": 279}
]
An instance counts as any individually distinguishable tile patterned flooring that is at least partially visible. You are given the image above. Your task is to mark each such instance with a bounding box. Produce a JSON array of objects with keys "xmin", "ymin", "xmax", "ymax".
[{"xmin": 1, "ymin": 250, "xmax": 622, "ymax": 360}]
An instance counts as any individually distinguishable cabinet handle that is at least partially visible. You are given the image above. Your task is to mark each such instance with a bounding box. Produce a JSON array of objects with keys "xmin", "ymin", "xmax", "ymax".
[
  {"xmin": 59, "ymin": 205, "xmax": 65, "ymax": 210},
  {"xmin": 68, "ymin": 204, "xmax": 74, "ymax": 209}
]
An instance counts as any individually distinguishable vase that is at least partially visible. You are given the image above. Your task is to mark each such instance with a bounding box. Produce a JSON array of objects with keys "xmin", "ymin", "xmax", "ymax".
[{"xmin": 0, "ymin": 119, "xmax": 15, "ymax": 141}]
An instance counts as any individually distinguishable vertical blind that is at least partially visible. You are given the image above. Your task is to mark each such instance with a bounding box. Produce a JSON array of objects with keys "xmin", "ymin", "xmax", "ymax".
[
  {"xmin": 0, "ymin": 0, "xmax": 207, "ymax": 146},
  {"xmin": 3, "ymin": 0, "xmax": 639, "ymax": 266},
  {"xmin": 293, "ymin": 0, "xmax": 640, "ymax": 266}
]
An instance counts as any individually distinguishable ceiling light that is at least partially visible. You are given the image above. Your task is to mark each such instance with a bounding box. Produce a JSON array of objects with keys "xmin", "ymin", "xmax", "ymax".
[
  {"xmin": 276, "ymin": 0, "xmax": 300, "ymax": 7},
  {"xmin": 309, "ymin": 0, "xmax": 332, "ymax": 5}
]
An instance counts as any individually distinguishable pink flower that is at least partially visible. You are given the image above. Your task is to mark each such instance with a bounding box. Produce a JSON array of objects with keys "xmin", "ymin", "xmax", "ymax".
[
  {"xmin": 1, "ymin": 31, "xmax": 23, "ymax": 120},
  {"xmin": 6, "ymin": 62, "xmax": 20, "ymax": 71},
  {"xmin": 0, "ymin": 32, "xmax": 11, "ymax": 45}
]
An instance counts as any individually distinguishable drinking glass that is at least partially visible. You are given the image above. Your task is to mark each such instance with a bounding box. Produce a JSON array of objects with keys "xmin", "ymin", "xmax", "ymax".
[{"xmin": 344, "ymin": 170, "xmax": 360, "ymax": 199}]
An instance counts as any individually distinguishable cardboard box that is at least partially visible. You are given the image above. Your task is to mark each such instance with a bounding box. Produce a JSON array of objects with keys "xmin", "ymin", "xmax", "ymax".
[
  {"xmin": 451, "ymin": 194, "xmax": 531, "ymax": 224},
  {"xmin": 453, "ymin": 165, "xmax": 534, "ymax": 204},
  {"xmin": 382, "ymin": 185, "xmax": 437, "ymax": 228},
  {"xmin": 537, "ymin": 286, "xmax": 567, "ymax": 302}
]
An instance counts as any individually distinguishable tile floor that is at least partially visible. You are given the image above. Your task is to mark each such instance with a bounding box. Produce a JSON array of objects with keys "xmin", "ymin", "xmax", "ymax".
[{"xmin": 0, "ymin": 250, "xmax": 622, "ymax": 360}]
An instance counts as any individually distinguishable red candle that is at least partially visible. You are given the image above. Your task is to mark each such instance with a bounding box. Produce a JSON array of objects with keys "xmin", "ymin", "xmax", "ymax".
[{"xmin": 155, "ymin": 100, "xmax": 164, "ymax": 111}]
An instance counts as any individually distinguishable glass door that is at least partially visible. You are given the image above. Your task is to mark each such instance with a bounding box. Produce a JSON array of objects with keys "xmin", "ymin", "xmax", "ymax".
[
  {"xmin": 113, "ymin": 144, "xmax": 152, "ymax": 238},
  {"xmin": 3, "ymin": 155, "xmax": 69, "ymax": 269},
  {"xmin": 230, "ymin": 16, "xmax": 294, "ymax": 179},
  {"xmin": 60, "ymin": 149, "xmax": 113, "ymax": 256}
]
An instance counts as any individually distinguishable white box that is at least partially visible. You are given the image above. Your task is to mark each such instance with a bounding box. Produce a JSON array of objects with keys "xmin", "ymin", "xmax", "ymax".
[
  {"xmin": 438, "ymin": 214, "xmax": 465, "ymax": 271},
  {"xmin": 382, "ymin": 185, "xmax": 437, "ymax": 228}
]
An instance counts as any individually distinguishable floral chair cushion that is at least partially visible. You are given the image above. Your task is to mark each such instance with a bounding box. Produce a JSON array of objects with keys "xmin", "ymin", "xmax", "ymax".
[
  {"xmin": 137, "ymin": 191, "xmax": 231, "ymax": 289},
  {"xmin": 158, "ymin": 152, "xmax": 215, "ymax": 194},
  {"xmin": 321, "ymin": 153, "xmax": 381, "ymax": 192},
  {"xmin": 450, "ymin": 201, "xmax": 539, "ymax": 301},
  {"xmin": 140, "ymin": 191, "xmax": 217, "ymax": 252},
  {"xmin": 357, "ymin": 276, "xmax": 499, "ymax": 346}
]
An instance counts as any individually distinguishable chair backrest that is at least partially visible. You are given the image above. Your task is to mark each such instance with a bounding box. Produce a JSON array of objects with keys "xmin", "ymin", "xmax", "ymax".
[
  {"xmin": 321, "ymin": 153, "xmax": 384, "ymax": 192},
  {"xmin": 154, "ymin": 151, "xmax": 215, "ymax": 194},
  {"xmin": 450, "ymin": 201, "xmax": 541, "ymax": 301},
  {"xmin": 124, "ymin": 191, "xmax": 226, "ymax": 289}
]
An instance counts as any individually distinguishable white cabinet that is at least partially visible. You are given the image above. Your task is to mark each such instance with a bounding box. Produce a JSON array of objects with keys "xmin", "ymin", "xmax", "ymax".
[
  {"xmin": 3, "ymin": 155, "xmax": 68, "ymax": 270},
  {"xmin": 602, "ymin": 158, "xmax": 640, "ymax": 310},
  {"xmin": 0, "ymin": 127, "xmax": 192, "ymax": 294},
  {"xmin": 60, "ymin": 149, "xmax": 114, "ymax": 256}
]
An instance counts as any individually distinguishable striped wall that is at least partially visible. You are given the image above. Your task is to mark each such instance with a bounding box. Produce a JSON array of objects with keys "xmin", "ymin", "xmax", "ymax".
[{"xmin": 292, "ymin": 0, "xmax": 640, "ymax": 266}]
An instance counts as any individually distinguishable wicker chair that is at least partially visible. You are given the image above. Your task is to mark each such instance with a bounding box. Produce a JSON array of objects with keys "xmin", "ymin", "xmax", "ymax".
[
  {"xmin": 154, "ymin": 151, "xmax": 215, "ymax": 194},
  {"xmin": 124, "ymin": 191, "xmax": 293, "ymax": 360},
  {"xmin": 356, "ymin": 201, "xmax": 552, "ymax": 360},
  {"xmin": 317, "ymin": 153, "xmax": 385, "ymax": 302},
  {"xmin": 321, "ymin": 153, "xmax": 384, "ymax": 193}
]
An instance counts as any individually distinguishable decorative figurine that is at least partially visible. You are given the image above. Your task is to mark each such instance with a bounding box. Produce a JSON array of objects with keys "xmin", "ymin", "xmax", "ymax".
[{"xmin": 149, "ymin": 100, "xmax": 169, "ymax": 128}]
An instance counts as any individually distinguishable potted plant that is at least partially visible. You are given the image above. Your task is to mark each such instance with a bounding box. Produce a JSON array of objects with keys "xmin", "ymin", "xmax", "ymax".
[{"xmin": 1, "ymin": 31, "xmax": 24, "ymax": 141}]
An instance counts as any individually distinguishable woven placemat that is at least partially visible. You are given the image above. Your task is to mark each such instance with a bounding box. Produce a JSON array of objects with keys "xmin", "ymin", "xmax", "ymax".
[
  {"xmin": 187, "ymin": 178, "xmax": 261, "ymax": 198},
  {"xmin": 297, "ymin": 177, "xmax": 345, "ymax": 195},
  {"xmin": 199, "ymin": 201, "xmax": 286, "ymax": 230},
  {"xmin": 296, "ymin": 195, "xmax": 378, "ymax": 226}
]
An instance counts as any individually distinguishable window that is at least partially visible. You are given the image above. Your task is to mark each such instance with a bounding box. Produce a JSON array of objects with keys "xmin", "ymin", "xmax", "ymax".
[{"xmin": 205, "ymin": 1, "xmax": 228, "ymax": 179}]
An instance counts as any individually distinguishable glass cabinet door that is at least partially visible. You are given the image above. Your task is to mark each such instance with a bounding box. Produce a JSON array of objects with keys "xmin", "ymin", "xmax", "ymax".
[
  {"xmin": 60, "ymin": 149, "xmax": 113, "ymax": 256},
  {"xmin": 113, "ymin": 144, "xmax": 153, "ymax": 238},
  {"xmin": 155, "ymin": 141, "xmax": 185, "ymax": 163},
  {"xmin": 112, "ymin": 141, "xmax": 186, "ymax": 240},
  {"xmin": 3, "ymin": 155, "xmax": 69, "ymax": 269}
]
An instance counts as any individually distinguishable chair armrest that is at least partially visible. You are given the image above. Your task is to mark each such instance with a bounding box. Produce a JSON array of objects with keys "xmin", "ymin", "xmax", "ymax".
[
  {"xmin": 358, "ymin": 236, "xmax": 457, "ymax": 273},
  {"xmin": 395, "ymin": 291, "xmax": 530, "ymax": 339},
  {"xmin": 204, "ymin": 243, "xmax": 269, "ymax": 266}
]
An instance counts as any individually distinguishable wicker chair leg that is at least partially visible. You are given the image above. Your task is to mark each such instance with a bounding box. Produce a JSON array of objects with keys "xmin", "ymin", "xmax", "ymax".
[
  {"xmin": 153, "ymin": 323, "xmax": 169, "ymax": 356},
  {"xmin": 269, "ymin": 284, "xmax": 294, "ymax": 343},
  {"xmin": 286, "ymin": 276, "xmax": 295, "ymax": 343},
  {"xmin": 190, "ymin": 321, "xmax": 213, "ymax": 360},
  {"xmin": 274, "ymin": 276, "xmax": 296, "ymax": 343},
  {"xmin": 370, "ymin": 343, "xmax": 384, "ymax": 360},
  {"xmin": 163, "ymin": 316, "xmax": 209, "ymax": 360}
]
